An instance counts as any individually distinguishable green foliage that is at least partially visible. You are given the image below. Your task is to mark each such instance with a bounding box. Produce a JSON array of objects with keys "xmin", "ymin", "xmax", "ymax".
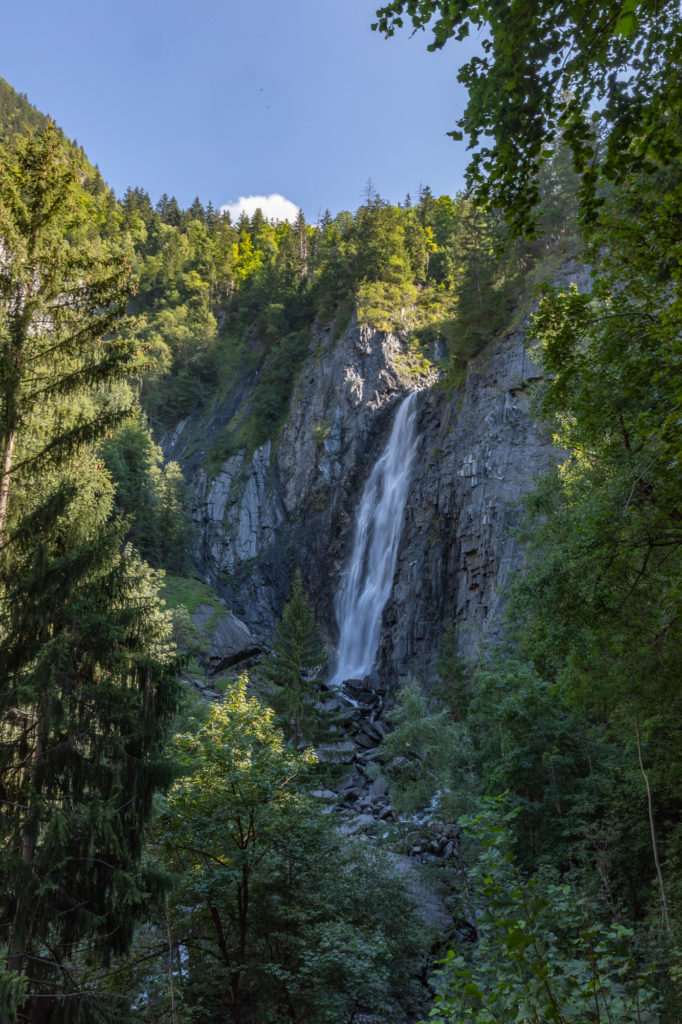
[
  {"xmin": 121, "ymin": 181, "xmax": 576, "ymax": 449},
  {"xmin": 502, "ymin": 160, "xmax": 682, "ymax": 912},
  {"xmin": 393, "ymin": 336, "xmax": 435, "ymax": 382},
  {"xmin": 466, "ymin": 659, "xmax": 597, "ymax": 862},
  {"xmin": 448, "ymin": 201, "xmax": 523, "ymax": 357},
  {"xmin": 247, "ymin": 328, "xmax": 311, "ymax": 448},
  {"xmin": 381, "ymin": 680, "xmax": 478, "ymax": 825},
  {"xmin": 0, "ymin": 968, "xmax": 28, "ymax": 1024},
  {"xmin": 160, "ymin": 572, "xmax": 223, "ymax": 616},
  {"xmin": 374, "ymin": 0, "xmax": 682, "ymax": 231},
  {"xmin": 0, "ymin": 77, "xmax": 49, "ymax": 142},
  {"xmin": 144, "ymin": 678, "xmax": 427, "ymax": 1024},
  {"xmin": 0, "ymin": 123, "xmax": 179, "ymax": 1022},
  {"xmin": 0, "ymin": 122, "xmax": 138, "ymax": 523},
  {"xmin": 159, "ymin": 573, "xmax": 228, "ymax": 664},
  {"xmin": 101, "ymin": 416, "xmax": 190, "ymax": 571},
  {"xmin": 439, "ymin": 153, "xmax": 682, "ymax": 1015},
  {"xmin": 357, "ymin": 279, "xmax": 419, "ymax": 331},
  {"xmin": 430, "ymin": 801, "xmax": 660, "ymax": 1024},
  {"xmin": 263, "ymin": 569, "xmax": 327, "ymax": 744}
]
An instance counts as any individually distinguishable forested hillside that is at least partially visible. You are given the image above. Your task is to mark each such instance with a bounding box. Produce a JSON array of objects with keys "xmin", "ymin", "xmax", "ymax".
[
  {"xmin": 118, "ymin": 150, "xmax": 576, "ymax": 445},
  {"xmin": 0, "ymin": 0, "xmax": 681, "ymax": 1012}
]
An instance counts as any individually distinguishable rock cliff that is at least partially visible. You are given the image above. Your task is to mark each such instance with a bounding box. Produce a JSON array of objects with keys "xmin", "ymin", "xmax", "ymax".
[{"xmin": 163, "ymin": 262, "xmax": 590, "ymax": 686}]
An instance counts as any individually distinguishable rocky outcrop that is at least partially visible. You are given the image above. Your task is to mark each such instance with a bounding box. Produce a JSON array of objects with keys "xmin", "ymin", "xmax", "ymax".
[
  {"xmin": 189, "ymin": 601, "xmax": 260, "ymax": 675},
  {"xmin": 166, "ymin": 315, "xmax": 424, "ymax": 642},
  {"xmin": 381, "ymin": 330, "xmax": 558, "ymax": 675},
  {"xmin": 206, "ymin": 611, "xmax": 260, "ymax": 673},
  {"xmin": 166, "ymin": 262, "xmax": 590, "ymax": 686},
  {"xmin": 379, "ymin": 261, "xmax": 591, "ymax": 677},
  {"xmin": 191, "ymin": 443, "xmax": 284, "ymax": 573},
  {"xmin": 277, "ymin": 317, "xmax": 436, "ymax": 515}
]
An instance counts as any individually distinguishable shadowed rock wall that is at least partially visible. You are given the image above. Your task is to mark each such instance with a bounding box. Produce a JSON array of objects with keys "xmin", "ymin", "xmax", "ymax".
[{"xmin": 163, "ymin": 262, "xmax": 590, "ymax": 684}]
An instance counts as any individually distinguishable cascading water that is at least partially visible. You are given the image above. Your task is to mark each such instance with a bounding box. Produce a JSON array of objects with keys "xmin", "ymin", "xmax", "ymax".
[{"xmin": 330, "ymin": 391, "xmax": 420, "ymax": 687}]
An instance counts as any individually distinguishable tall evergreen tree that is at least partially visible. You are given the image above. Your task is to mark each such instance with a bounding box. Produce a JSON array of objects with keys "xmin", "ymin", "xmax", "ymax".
[
  {"xmin": 264, "ymin": 570, "xmax": 326, "ymax": 745},
  {"xmin": 0, "ymin": 122, "xmax": 136, "ymax": 541},
  {"xmin": 294, "ymin": 208, "xmax": 308, "ymax": 277},
  {"xmin": 0, "ymin": 124, "xmax": 179, "ymax": 1022},
  {"xmin": 188, "ymin": 195, "xmax": 205, "ymax": 222}
]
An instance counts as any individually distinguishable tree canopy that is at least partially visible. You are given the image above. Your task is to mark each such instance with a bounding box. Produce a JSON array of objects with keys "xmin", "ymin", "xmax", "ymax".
[
  {"xmin": 147, "ymin": 679, "xmax": 427, "ymax": 1024},
  {"xmin": 373, "ymin": 0, "xmax": 682, "ymax": 229}
]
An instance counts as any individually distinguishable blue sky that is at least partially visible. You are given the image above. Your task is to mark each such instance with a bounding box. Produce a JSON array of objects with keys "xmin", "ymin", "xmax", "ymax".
[{"xmin": 2, "ymin": 0, "xmax": 481, "ymax": 221}]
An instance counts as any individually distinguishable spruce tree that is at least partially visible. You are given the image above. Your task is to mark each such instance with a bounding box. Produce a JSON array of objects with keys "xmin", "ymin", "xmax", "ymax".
[
  {"xmin": 264, "ymin": 570, "xmax": 326, "ymax": 745},
  {"xmin": 0, "ymin": 124, "xmax": 179, "ymax": 1021},
  {"xmin": 0, "ymin": 122, "xmax": 136, "ymax": 542}
]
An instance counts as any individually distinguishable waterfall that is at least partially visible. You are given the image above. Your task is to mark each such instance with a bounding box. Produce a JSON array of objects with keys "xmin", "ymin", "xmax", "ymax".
[{"xmin": 330, "ymin": 391, "xmax": 420, "ymax": 687}]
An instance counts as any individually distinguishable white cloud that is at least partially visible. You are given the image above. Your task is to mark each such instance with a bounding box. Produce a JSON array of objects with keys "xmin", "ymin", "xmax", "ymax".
[{"xmin": 220, "ymin": 193, "xmax": 300, "ymax": 224}]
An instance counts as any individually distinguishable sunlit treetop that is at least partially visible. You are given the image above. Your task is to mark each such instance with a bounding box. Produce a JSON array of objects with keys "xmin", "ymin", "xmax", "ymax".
[{"xmin": 373, "ymin": 0, "xmax": 682, "ymax": 232}]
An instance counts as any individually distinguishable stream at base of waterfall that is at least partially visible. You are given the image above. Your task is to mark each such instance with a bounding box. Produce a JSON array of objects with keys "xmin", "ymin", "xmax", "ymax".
[{"xmin": 329, "ymin": 391, "xmax": 420, "ymax": 687}]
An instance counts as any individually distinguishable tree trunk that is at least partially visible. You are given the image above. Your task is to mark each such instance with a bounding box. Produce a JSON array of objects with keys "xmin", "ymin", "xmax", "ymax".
[
  {"xmin": 634, "ymin": 716, "xmax": 671, "ymax": 935},
  {"xmin": 0, "ymin": 430, "xmax": 15, "ymax": 543},
  {"xmin": 165, "ymin": 897, "xmax": 178, "ymax": 1024},
  {"xmin": 6, "ymin": 714, "xmax": 45, "ymax": 975}
]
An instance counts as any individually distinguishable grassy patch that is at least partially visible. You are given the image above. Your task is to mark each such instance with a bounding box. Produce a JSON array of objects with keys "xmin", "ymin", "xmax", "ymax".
[
  {"xmin": 161, "ymin": 573, "xmax": 225, "ymax": 616},
  {"xmin": 162, "ymin": 574, "xmax": 228, "ymax": 658}
]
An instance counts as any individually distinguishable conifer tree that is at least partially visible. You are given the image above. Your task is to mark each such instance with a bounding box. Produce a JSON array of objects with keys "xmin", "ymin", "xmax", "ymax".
[
  {"xmin": 188, "ymin": 195, "xmax": 205, "ymax": 222},
  {"xmin": 264, "ymin": 570, "xmax": 326, "ymax": 745},
  {"xmin": 0, "ymin": 122, "xmax": 136, "ymax": 542},
  {"xmin": 0, "ymin": 124, "xmax": 179, "ymax": 1022},
  {"xmin": 294, "ymin": 208, "xmax": 308, "ymax": 277}
]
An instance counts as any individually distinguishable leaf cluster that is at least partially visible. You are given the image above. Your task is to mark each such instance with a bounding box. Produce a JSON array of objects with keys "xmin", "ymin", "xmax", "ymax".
[{"xmin": 373, "ymin": 0, "xmax": 682, "ymax": 232}]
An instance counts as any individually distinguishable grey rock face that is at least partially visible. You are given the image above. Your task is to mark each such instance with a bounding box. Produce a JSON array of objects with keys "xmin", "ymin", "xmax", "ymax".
[
  {"xmin": 190, "ymin": 442, "xmax": 285, "ymax": 575},
  {"xmin": 163, "ymin": 316, "xmax": 425, "ymax": 643},
  {"xmin": 206, "ymin": 612, "xmax": 260, "ymax": 673},
  {"xmin": 379, "ymin": 261, "xmax": 591, "ymax": 676},
  {"xmin": 168, "ymin": 262, "xmax": 590, "ymax": 683},
  {"xmin": 189, "ymin": 602, "xmax": 260, "ymax": 674},
  {"xmin": 277, "ymin": 316, "xmax": 420, "ymax": 516},
  {"xmin": 381, "ymin": 330, "xmax": 557, "ymax": 677}
]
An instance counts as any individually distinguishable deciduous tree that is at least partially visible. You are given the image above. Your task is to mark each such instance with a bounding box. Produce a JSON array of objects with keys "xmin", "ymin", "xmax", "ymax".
[
  {"xmin": 373, "ymin": 0, "xmax": 682, "ymax": 230},
  {"xmin": 152, "ymin": 678, "xmax": 427, "ymax": 1024}
]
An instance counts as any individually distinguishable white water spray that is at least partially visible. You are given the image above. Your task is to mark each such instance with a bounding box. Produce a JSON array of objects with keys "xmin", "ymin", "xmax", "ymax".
[{"xmin": 330, "ymin": 391, "xmax": 420, "ymax": 686}]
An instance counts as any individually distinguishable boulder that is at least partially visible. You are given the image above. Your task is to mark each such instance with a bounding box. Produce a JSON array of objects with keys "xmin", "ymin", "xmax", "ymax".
[{"xmin": 206, "ymin": 611, "xmax": 260, "ymax": 673}]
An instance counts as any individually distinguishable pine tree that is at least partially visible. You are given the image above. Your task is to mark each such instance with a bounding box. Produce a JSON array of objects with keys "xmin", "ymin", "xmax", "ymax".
[
  {"xmin": 121, "ymin": 186, "xmax": 153, "ymax": 227},
  {"xmin": 294, "ymin": 208, "xmax": 308, "ymax": 277},
  {"xmin": 205, "ymin": 199, "xmax": 219, "ymax": 229},
  {"xmin": 417, "ymin": 183, "xmax": 436, "ymax": 226},
  {"xmin": 100, "ymin": 416, "xmax": 190, "ymax": 571},
  {"xmin": 264, "ymin": 570, "xmax": 326, "ymax": 745},
  {"xmin": 0, "ymin": 122, "xmax": 136, "ymax": 543},
  {"xmin": 0, "ymin": 124, "xmax": 179, "ymax": 1022},
  {"xmin": 188, "ymin": 195, "xmax": 205, "ymax": 222}
]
